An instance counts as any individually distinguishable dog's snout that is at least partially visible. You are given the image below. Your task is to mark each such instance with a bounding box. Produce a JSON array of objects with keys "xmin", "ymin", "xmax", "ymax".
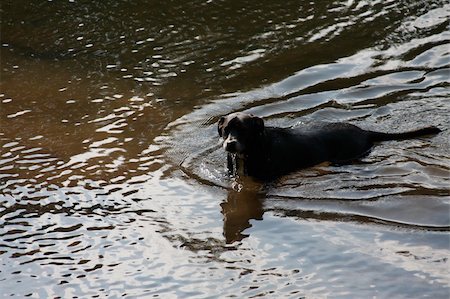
[
  {"xmin": 223, "ymin": 134, "xmax": 242, "ymax": 153},
  {"xmin": 225, "ymin": 140, "xmax": 237, "ymax": 152}
]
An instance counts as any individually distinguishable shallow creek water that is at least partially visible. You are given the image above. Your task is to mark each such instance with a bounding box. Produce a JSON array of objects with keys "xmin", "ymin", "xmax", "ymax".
[{"xmin": 1, "ymin": 1, "xmax": 450, "ymax": 298}]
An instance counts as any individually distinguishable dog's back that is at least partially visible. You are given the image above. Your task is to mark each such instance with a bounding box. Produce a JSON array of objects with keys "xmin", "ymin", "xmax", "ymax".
[
  {"xmin": 255, "ymin": 124, "xmax": 370, "ymax": 176},
  {"xmin": 265, "ymin": 123, "xmax": 441, "ymax": 171}
]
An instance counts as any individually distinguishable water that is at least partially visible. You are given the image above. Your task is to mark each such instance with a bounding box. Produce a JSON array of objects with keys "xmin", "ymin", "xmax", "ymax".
[{"xmin": 1, "ymin": 0, "xmax": 449, "ymax": 298}]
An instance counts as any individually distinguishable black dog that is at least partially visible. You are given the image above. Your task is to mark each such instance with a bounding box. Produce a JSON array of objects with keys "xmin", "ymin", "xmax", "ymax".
[{"xmin": 218, "ymin": 112, "xmax": 441, "ymax": 180}]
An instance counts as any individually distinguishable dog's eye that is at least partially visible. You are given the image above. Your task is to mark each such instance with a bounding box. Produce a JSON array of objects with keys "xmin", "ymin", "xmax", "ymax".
[{"xmin": 223, "ymin": 127, "xmax": 229, "ymax": 136}]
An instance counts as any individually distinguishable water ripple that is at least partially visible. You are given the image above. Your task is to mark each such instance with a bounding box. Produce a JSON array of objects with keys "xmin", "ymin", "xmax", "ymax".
[{"xmin": 1, "ymin": 0, "xmax": 449, "ymax": 298}]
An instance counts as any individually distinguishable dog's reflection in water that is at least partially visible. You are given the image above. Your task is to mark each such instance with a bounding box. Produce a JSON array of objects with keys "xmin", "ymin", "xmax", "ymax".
[{"xmin": 220, "ymin": 178, "xmax": 265, "ymax": 244}]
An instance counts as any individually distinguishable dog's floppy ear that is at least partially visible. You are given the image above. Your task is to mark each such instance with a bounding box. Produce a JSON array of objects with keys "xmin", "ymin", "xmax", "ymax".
[
  {"xmin": 218, "ymin": 116, "xmax": 226, "ymax": 137},
  {"xmin": 251, "ymin": 115, "xmax": 264, "ymax": 135}
]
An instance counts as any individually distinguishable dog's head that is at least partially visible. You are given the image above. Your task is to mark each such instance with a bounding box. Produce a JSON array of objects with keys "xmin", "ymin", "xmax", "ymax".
[{"xmin": 218, "ymin": 112, "xmax": 264, "ymax": 156}]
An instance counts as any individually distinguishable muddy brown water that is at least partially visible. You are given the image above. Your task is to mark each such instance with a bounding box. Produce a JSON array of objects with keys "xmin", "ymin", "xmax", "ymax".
[{"xmin": 1, "ymin": 1, "xmax": 449, "ymax": 298}]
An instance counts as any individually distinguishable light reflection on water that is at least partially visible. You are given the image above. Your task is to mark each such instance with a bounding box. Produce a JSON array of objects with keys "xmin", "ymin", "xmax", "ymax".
[{"xmin": 1, "ymin": 0, "xmax": 450, "ymax": 298}]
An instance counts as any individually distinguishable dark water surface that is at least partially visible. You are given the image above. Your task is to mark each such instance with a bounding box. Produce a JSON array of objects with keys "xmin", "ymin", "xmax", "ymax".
[{"xmin": 1, "ymin": 0, "xmax": 450, "ymax": 298}]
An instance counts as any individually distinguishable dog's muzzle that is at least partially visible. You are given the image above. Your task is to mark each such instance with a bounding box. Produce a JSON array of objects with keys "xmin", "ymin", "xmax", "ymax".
[
  {"xmin": 222, "ymin": 134, "xmax": 243, "ymax": 154},
  {"xmin": 224, "ymin": 140, "xmax": 237, "ymax": 153}
]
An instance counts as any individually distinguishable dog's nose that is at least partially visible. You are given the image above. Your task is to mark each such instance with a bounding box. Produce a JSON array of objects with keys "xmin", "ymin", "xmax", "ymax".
[{"xmin": 225, "ymin": 140, "xmax": 237, "ymax": 153}]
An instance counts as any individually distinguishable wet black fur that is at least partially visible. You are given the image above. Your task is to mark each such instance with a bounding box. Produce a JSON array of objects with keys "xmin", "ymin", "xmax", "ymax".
[{"xmin": 218, "ymin": 112, "xmax": 441, "ymax": 180}]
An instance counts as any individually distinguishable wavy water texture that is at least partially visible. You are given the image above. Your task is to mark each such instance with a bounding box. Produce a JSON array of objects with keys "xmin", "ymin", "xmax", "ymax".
[{"xmin": 1, "ymin": 0, "xmax": 449, "ymax": 298}]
